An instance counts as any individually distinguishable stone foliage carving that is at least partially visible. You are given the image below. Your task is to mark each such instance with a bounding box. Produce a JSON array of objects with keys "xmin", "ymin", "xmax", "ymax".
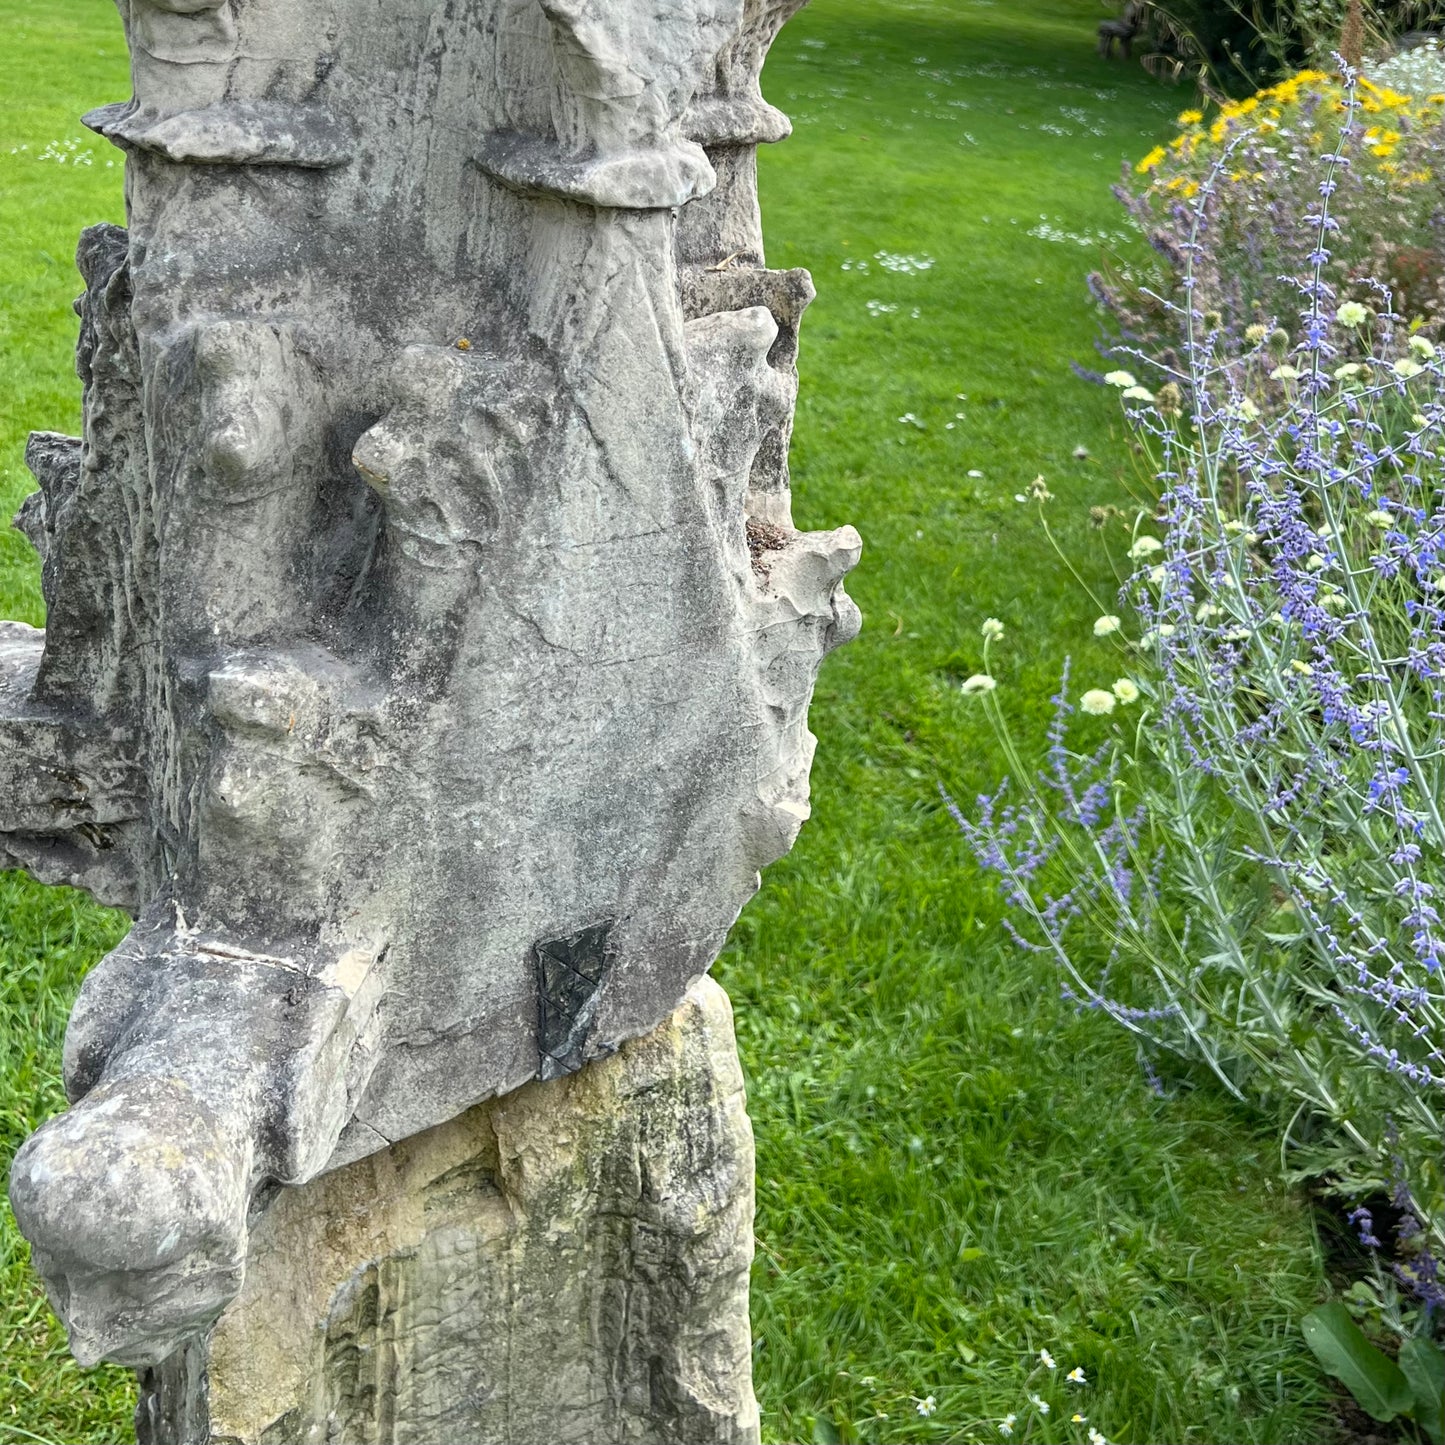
[{"xmin": 5, "ymin": 0, "xmax": 858, "ymax": 1367}]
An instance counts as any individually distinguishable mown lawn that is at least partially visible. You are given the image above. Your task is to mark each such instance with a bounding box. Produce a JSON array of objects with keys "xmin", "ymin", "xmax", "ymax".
[{"xmin": 0, "ymin": 1, "xmax": 1345, "ymax": 1442}]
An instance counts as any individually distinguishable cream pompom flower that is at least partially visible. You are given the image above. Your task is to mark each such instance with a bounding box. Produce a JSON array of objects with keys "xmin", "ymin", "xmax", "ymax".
[
  {"xmin": 1080, "ymin": 688, "xmax": 1116, "ymax": 715},
  {"xmin": 1128, "ymin": 535, "xmax": 1163, "ymax": 560},
  {"xmin": 1336, "ymin": 301, "xmax": 1368, "ymax": 326},
  {"xmin": 1112, "ymin": 679, "xmax": 1140, "ymax": 704},
  {"xmin": 962, "ymin": 674, "xmax": 997, "ymax": 696},
  {"xmin": 1103, "ymin": 370, "xmax": 1136, "ymax": 388},
  {"xmin": 981, "ymin": 617, "xmax": 1005, "ymax": 642},
  {"xmin": 1094, "ymin": 615, "xmax": 1121, "ymax": 636},
  {"xmin": 1395, "ymin": 357, "xmax": 1425, "ymax": 380}
]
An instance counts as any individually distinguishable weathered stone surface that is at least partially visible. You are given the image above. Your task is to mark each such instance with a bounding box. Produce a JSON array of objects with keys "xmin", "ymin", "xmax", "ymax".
[
  {"xmin": 134, "ymin": 978, "xmax": 758, "ymax": 1445},
  {"xmin": 0, "ymin": 620, "xmax": 148, "ymax": 902},
  {"xmin": 6, "ymin": 0, "xmax": 857, "ymax": 1367}
]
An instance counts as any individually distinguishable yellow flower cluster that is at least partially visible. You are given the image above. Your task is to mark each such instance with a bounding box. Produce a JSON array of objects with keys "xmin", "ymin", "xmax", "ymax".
[{"xmin": 1135, "ymin": 69, "xmax": 1444, "ymax": 184}]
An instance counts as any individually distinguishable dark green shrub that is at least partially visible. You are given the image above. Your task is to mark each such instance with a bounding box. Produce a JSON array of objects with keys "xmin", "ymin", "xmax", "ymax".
[
  {"xmin": 1131, "ymin": 1, "xmax": 1445, "ymax": 88},
  {"xmin": 1136, "ymin": 0, "xmax": 1298, "ymax": 88}
]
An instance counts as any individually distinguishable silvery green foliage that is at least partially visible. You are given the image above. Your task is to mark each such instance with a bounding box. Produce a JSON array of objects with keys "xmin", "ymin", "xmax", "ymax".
[
  {"xmin": 1368, "ymin": 34, "xmax": 1445, "ymax": 89},
  {"xmin": 961, "ymin": 75, "xmax": 1443, "ymax": 1284}
]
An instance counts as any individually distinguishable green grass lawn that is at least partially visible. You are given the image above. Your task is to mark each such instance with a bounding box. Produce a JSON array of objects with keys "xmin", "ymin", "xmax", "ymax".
[{"xmin": 0, "ymin": 2, "xmax": 1347, "ymax": 1442}]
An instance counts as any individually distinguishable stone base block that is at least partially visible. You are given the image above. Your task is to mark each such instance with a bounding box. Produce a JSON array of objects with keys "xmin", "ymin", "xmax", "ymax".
[{"xmin": 135, "ymin": 977, "xmax": 758, "ymax": 1445}]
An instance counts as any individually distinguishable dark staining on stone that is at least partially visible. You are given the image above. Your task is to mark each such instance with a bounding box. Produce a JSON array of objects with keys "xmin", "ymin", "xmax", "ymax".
[
  {"xmin": 14, "ymin": 434, "xmax": 82, "ymax": 566},
  {"xmin": 745, "ymin": 518, "xmax": 790, "ymax": 577},
  {"xmin": 134, "ymin": 1338, "xmax": 210, "ymax": 1445},
  {"xmin": 535, "ymin": 922, "xmax": 614, "ymax": 1081}
]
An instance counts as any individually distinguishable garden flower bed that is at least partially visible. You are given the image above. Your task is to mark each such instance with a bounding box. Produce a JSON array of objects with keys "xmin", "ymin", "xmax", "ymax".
[
  {"xmin": 0, "ymin": 1, "xmax": 1416, "ymax": 1442},
  {"xmin": 969, "ymin": 48, "xmax": 1445, "ymax": 1445}
]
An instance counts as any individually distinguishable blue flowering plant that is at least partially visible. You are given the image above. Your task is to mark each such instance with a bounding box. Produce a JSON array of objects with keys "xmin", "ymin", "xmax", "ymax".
[{"xmin": 957, "ymin": 69, "xmax": 1444, "ymax": 1331}]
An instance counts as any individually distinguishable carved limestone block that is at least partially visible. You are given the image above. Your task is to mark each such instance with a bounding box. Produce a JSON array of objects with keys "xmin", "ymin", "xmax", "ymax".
[{"xmin": 132, "ymin": 978, "xmax": 758, "ymax": 1445}]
